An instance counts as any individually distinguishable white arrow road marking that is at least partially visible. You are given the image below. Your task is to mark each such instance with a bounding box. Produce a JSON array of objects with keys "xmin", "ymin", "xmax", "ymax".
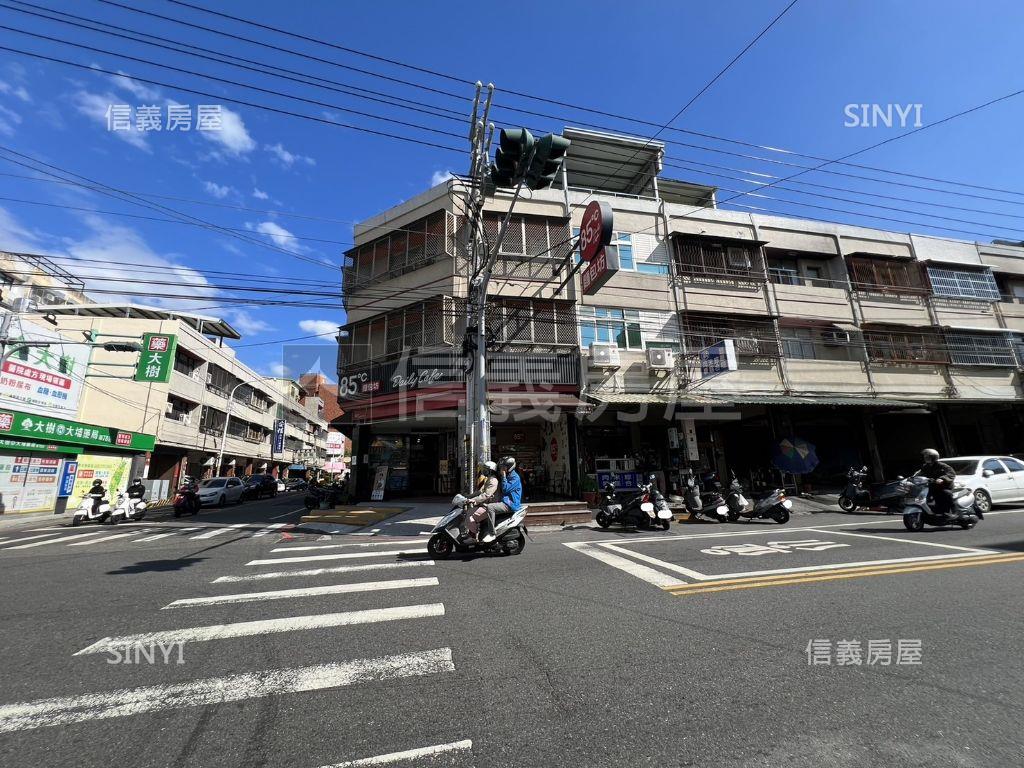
[
  {"xmin": 163, "ymin": 576, "xmax": 439, "ymax": 609},
  {"xmin": 134, "ymin": 528, "xmax": 201, "ymax": 543},
  {"xmin": 0, "ymin": 648, "xmax": 454, "ymax": 733},
  {"xmin": 252, "ymin": 523, "xmax": 288, "ymax": 537},
  {"xmin": 4, "ymin": 532, "xmax": 105, "ymax": 549},
  {"xmin": 324, "ymin": 739, "xmax": 473, "ymax": 767},
  {"xmin": 247, "ymin": 548, "xmax": 424, "ymax": 566},
  {"xmin": 190, "ymin": 523, "xmax": 249, "ymax": 539},
  {"xmin": 214, "ymin": 560, "xmax": 434, "ymax": 583},
  {"xmin": 75, "ymin": 603, "xmax": 446, "ymax": 655},
  {"xmin": 67, "ymin": 532, "xmax": 142, "ymax": 547}
]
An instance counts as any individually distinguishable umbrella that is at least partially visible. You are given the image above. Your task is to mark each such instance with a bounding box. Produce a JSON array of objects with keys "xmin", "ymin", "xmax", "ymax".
[{"xmin": 772, "ymin": 436, "xmax": 820, "ymax": 474}]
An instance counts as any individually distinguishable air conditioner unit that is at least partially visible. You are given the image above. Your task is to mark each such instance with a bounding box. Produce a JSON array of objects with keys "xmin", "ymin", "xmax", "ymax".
[
  {"xmin": 165, "ymin": 402, "xmax": 175, "ymax": 414},
  {"xmin": 12, "ymin": 297, "xmax": 37, "ymax": 313},
  {"xmin": 646, "ymin": 347, "xmax": 674, "ymax": 371},
  {"xmin": 822, "ymin": 329, "xmax": 851, "ymax": 346},
  {"xmin": 588, "ymin": 343, "xmax": 621, "ymax": 369}
]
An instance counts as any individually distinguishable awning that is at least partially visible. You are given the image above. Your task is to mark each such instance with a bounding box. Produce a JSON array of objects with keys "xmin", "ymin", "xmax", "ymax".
[
  {"xmin": 706, "ymin": 395, "xmax": 925, "ymax": 408},
  {"xmin": 586, "ymin": 393, "xmax": 718, "ymax": 407},
  {"xmin": 488, "ymin": 392, "xmax": 592, "ymax": 412}
]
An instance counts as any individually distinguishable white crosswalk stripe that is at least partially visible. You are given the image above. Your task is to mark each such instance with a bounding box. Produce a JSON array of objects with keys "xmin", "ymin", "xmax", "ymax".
[
  {"xmin": 4, "ymin": 532, "xmax": 104, "ymax": 549},
  {"xmin": 324, "ymin": 740, "xmax": 473, "ymax": 767},
  {"xmin": 67, "ymin": 532, "xmax": 142, "ymax": 547},
  {"xmin": 213, "ymin": 560, "xmax": 434, "ymax": 583},
  {"xmin": 271, "ymin": 539, "xmax": 425, "ymax": 553},
  {"xmin": 190, "ymin": 523, "xmax": 249, "ymax": 540},
  {"xmin": 0, "ymin": 649, "xmax": 455, "ymax": 733},
  {"xmin": 163, "ymin": 576, "xmax": 439, "ymax": 609},
  {"xmin": 75, "ymin": 603, "xmax": 446, "ymax": 655},
  {"xmin": 252, "ymin": 523, "xmax": 288, "ymax": 537},
  {"xmin": 134, "ymin": 528, "xmax": 201, "ymax": 543},
  {"xmin": 247, "ymin": 548, "xmax": 425, "ymax": 566}
]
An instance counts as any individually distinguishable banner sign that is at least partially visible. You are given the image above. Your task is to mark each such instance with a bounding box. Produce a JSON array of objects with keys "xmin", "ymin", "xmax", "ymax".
[
  {"xmin": 581, "ymin": 245, "xmax": 621, "ymax": 295},
  {"xmin": 58, "ymin": 460, "xmax": 78, "ymax": 498},
  {"xmin": 0, "ymin": 408, "xmax": 156, "ymax": 451},
  {"xmin": 134, "ymin": 333, "xmax": 178, "ymax": 383},
  {"xmin": 272, "ymin": 419, "xmax": 286, "ymax": 455},
  {"xmin": 370, "ymin": 465, "xmax": 389, "ymax": 501},
  {"xmin": 0, "ymin": 437, "xmax": 80, "ymax": 455},
  {"xmin": 0, "ymin": 312, "xmax": 90, "ymax": 419},
  {"xmin": 699, "ymin": 339, "xmax": 738, "ymax": 379}
]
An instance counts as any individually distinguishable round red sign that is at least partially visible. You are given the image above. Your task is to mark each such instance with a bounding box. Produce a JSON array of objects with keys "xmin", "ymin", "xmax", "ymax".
[{"xmin": 578, "ymin": 200, "xmax": 613, "ymax": 262}]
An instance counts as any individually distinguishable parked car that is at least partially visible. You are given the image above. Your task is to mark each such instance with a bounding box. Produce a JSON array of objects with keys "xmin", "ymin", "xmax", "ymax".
[
  {"xmin": 197, "ymin": 477, "xmax": 246, "ymax": 507},
  {"xmin": 284, "ymin": 478, "xmax": 308, "ymax": 492},
  {"xmin": 243, "ymin": 474, "xmax": 278, "ymax": 500},
  {"xmin": 942, "ymin": 456, "xmax": 1024, "ymax": 513}
]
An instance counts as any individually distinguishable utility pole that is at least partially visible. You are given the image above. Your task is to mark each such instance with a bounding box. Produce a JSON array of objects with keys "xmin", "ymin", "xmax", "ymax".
[{"xmin": 459, "ymin": 95, "xmax": 570, "ymax": 488}]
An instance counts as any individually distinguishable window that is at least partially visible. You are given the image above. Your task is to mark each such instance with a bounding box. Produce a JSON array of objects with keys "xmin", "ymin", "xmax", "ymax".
[
  {"xmin": 727, "ymin": 247, "xmax": 751, "ymax": 269},
  {"xmin": 848, "ymin": 256, "xmax": 925, "ymax": 294},
  {"xmin": 1002, "ymin": 457, "xmax": 1024, "ymax": 473},
  {"xmin": 781, "ymin": 328, "xmax": 817, "ymax": 360},
  {"xmin": 613, "ymin": 233, "xmax": 635, "ymax": 270},
  {"xmin": 946, "ymin": 332, "xmax": 1015, "ymax": 367},
  {"xmin": 768, "ymin": 266, "xmax": 799, "ymax": 285},
  {"xmin": 804, "ymin": 266, "xmax": 826, "ymax": 287},
  {"xmin": 578, "ymin": 307, "xmax": 643, "ymax": 350},
  {"xmin": 927, "ymin": 267, "xmax": 1000, "ymax": 301},
  {"xmin": 674, "ymin": 237, "xmax": 762, "ymax": 280},
  {"xmin": 982, "ymin": 459, "xmax": 1006, "ymax": 476},
  {"xmin": 863, "ymin": 329, "xmax": 948, "ymax": 364}
]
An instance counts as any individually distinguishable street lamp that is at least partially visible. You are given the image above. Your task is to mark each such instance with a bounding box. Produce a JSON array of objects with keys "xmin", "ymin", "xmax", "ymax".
[{"xmin": 215, "ymin": 378, "xmax": 260, "ymax": 477}]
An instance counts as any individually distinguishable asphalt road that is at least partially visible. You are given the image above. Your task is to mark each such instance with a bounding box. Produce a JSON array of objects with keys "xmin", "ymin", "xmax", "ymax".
[{"xmin": 0, "ymin": 498, "xmax": 1022, "ymax": 768}]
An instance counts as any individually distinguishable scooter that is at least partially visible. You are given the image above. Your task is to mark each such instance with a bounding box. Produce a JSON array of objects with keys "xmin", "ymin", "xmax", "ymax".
[
  {"xmin": 838, "ymin": 466, "xmax": 904, "ymax": 513},
  {"xmin": 71, "ymin": 493, "xmax": 111, "ymax": 526},
  {"xmin": 427, "ymin": 493, "xmax": 529, "ymax": 558},
  {"xmin": 732, "ymin": 485, "xmax": 792, "ymax": 524},
  {"xmin": 173, "ymin": 484, "xmax": 201, "ymax": 517},
  {"xmin": 682, "ymin": 470, "xmax": 729, "ymax": 522},
  {"xmin": 596, "ymin": 479, "xmax": 672, "ymax": 530},
  {"xmin": 899, "ymin": 476, "xmax": 979, "ymax": 531},
  {"xmin": 110, "ymin": 493, "xmax": 147, "ymax": 524}
]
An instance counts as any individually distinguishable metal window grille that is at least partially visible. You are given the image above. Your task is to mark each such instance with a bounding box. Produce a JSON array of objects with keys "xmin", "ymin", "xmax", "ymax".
[
  {"xmin": 927, "ymin": 267, "xmax": 1001, "ymax": 301},
  {"xmin": 673, "ymin": 237, "xmax": 763, "ymax": 280},
  {"xmin": 848, "ymin": 256, "xmax": 925, "ymax": 294},
  {"xmin": 864, "ymin": 329, "xmax": 949, "ymax": 364},
  {"xmin": 946, "ymin": 332, "xmax": 1015, "ymax": 366}
]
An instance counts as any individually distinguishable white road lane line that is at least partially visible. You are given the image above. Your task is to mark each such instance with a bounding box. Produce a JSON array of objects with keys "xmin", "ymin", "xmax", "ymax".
[
  {"xmin": 75, "ymin": 604, "xmax": 446, "ymax": 655},
  {"xmin": 0, "ymin": 538, "xmax": 8, "ymax": 545},
  {"xmin": 810, "ymin": 527, "xmax": 997, "ymax": 553},
  {"xmin": 700, "ymin": 552, "xmax": 992, "ymax": 582},
  {"xmin": 252, "ymin": 523, "xmax": 288, "ymax": 537},
  {"xmin": 4, "ymin": 532, "xmax": 105, "ymax": 549},
  {"xmin": 162, "ymin": 576, "xmax": 439, "ymax": 609},
  {"xmin": 564, "ymin": 542, "xmax": 684, "ymax": 588},
  {"xmin": 324, "ymin": 739, "xmax": 473, "ymax": 767},
  {"xmin": 269, "ymin": 509, "xmax": 304, "ymax": 520},
  {"xmin": 190, "ymin": 523, "xmax": 249, "ymax": 539},
  {"xmin": 213, "ymin": 560, "xmax": 434, "ymax": 583},
  {"xmin": 68, "ymin": 532, "xmax": 142, "ymax": 547},
  {"xmin": 2, "ymin": 533, "xmax": 76, "ymax": 547},
  {"xmin": 0, "ymin": 648, "xmax": 454, "ymax": 733},
  {"xmin": 271, "ymin": 539, "xmax": 425, "ymax": 552},
  {"xmin": 599, "ymin": 543, "xmax": 708, "ymax": 581},
  {"xmin": 134, "ymin": 528, "xmax": 201, "ymax": 543},
  {"xmin": 247, "ymin": 549, "xmax": 424, "ymax": 566}
]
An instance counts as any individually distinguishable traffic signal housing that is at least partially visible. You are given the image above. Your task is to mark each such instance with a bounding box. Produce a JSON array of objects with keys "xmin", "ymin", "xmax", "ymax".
[
  {"xmin": 525, "ymin": 133, "xmax": 571, "ymax": 190},
  {"xmin": 490, "ymin": 128, "xmax": 534, "ymax": 187}
]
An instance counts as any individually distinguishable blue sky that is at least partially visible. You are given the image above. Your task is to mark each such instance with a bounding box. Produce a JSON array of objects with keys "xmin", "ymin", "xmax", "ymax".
[{"xmin": 0, "ymin": 0, "xmax": 1022, "ymax": 377}]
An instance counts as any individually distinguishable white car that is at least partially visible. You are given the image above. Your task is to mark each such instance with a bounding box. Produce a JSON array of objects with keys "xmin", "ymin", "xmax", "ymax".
[
  {"xmin": 942, "ymin": 456, "xmax": 1024, "ymax": 513},
  {"xmin": 197, "ymin": 477, "xmax": 246, "ymax": 507}
]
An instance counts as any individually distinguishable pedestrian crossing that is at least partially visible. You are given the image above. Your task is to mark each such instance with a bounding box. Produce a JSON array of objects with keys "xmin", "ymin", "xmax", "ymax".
[
  {"xmin": 0, "ymin": 532, "xmax": 472, "ymax": 765},
  {"xmin": 0, "ymin": 523, "xmax": 298, "ymax": 554}
]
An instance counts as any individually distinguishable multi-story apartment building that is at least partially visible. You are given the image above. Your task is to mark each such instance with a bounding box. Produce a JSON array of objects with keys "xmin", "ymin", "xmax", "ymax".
[
  {"xmin": 0, "ymin": 299, "xmax": 327, "ymax": 515},
  {"xmin": 337, "ymin": 128, "xmax": 1024, "ymax": 501}
]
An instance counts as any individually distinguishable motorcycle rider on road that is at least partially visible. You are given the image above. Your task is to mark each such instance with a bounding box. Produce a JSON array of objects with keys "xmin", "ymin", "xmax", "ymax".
[
  {"xmin": 88, "ymin": 479, "xmax": 107, "ymax": 515},
  {"xmin": 126, "ymin": 477, "xmax": 146, "ymax": 502},
  {"xmin": 463, "ymin": 461, "xmax": 499, "ymax": 542},
  {"xmin": 477, "ymin": 457, "xmax": 522, "ymax": 542},
  {"xmin": 918, "ymin": 448, "xmax": 966, "ymax": 519}
]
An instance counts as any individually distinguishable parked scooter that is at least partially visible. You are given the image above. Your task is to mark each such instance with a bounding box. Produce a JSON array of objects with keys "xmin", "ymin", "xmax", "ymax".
[
  {"xmin": 427, "ymin": 493, "xmax": 529, "ymax": 558},
  {"xmin": 109, "ymin": 492, "xmax": 146, "ymax": 524},
  {"xmin": 173, "ymin": 478, "xmax": 201, "ymax": 518},
  {"xmin": 682, "ymin": 469, "xmax": 729, "ymax": 522},
  {"xmin": 71, "ymin": 493, "xmax": 111, "ymax": 526},
  {"xmin": 838, "ymin": 466, "xmax": 904, "ymax": 513},
  {"xmin": 899, "ymin": 476, "xmax": 979, "ymax": 531},
  {"xmin": 596, "ymin": 478, "xmax": 672, "ymax": 530},
  {"xmin": 729, "ymin": 482, "xmax": 792, "ymax": 524}
]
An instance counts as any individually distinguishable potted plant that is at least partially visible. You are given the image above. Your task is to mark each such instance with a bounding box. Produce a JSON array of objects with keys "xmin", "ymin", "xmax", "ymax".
[{"xmin": 581, "ymin": 474, "xmax": 600, "ymax": 507}]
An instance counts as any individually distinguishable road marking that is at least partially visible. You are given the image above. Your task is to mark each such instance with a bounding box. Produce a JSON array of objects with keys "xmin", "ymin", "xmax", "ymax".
[
  {"xmin": 4, "ymin": 532, "xmax": 105, "ymax": 549},
  {"xmin": 213, "ymin": 560, "xmax": 434, "ymax": 583},
  {"xmin": 564, "ymin": 542, "xmax": 684, "ymax": 588},
  {"xmin": 134, "ymin": 527, "xmax": 201, "ymax": 543},
  {"xmin": 0, "ymin": 648, "xmax": 454, "ymax": 733},
  {"xmin": 75, "ymin": 603, "xmax": 446, "ymax": 655},
  {"xmin": 0, "ymin": 538, "xmax": 8, "ymax": 545},
  {"xmin": 190, "ymin": 523, "xmax": 249, "ymax": 539},
  {"xmin": 664, "ymin": 552, "xmax": 1024, "ymax": 596},
  {"xmin": 252, "ymin": 523, "xmax": 288, "ymax": 537},
  {"xmin": 324, "ymin": 739, "xmax": 473, "ymax": 767},
  {"xmin": 598, "ymin": 543, "xmax": 707, "ymax": 581},
  {"xmin": 269, "ymin": 508, "xmax": 305, "ymax": 520},
  {"xmin": 67, "ymin": 532, "xmax": 141, "ymax": 547},
  {"xmin": 163, "ymin": 576, "xmax": 439, "ymax": 608},
  {"xmin": 271, "ymin": 539, "xmax": 426, "ymax": 552},
  {"xmin": 247, "ymin": 548, "xmax": 425, "ymax": 566},
  {"xmin": 2, "ymin": 533, "xmax": 75, "ymax": 547},
  {"xmin": 812, "ymin": 527, "xmax": 995, "ymax": 553}
]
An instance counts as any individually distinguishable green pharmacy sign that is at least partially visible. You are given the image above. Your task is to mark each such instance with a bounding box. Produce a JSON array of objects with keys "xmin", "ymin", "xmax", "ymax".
[
  {"xmin": 0, "ymin": 408, "xmax": 156, "ymax": 452},
  {"xmin": 134, "ymin": 333, "xmax": 178, "ymax": 383}
]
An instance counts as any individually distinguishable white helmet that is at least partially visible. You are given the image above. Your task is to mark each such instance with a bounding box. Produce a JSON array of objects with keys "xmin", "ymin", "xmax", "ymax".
[
  {"xmin": 482, "ymin": 461, "xmax": 498, "ymax": 474},
  {"xmin": 500, "ymin": 456, "xmax": 516, "ymax": 472}
]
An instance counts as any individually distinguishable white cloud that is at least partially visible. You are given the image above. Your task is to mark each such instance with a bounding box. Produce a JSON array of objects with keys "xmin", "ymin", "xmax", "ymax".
[
  {"xmin": 72, "ymin": 90, "xmax": 150, "ymax": 151},
  {"xmin": 252, "ymin": 187, "xmax": 269, "ymax": 200},
  {"xmin": 298, "ymin": 319, "xmax": 340, "ymax": 337},
  {"xmin": 265, "ymin": 142, "xmax": 315, "ymax": 168},
  {"xmin": 254, "ymin": 220, "xmax": 306, "ymax": 252},
  {"xmin": 226, "ymin": 309, "xmax": 271, "ymax": 336},
  {"xmin": 203, "ymin": 180, "xmax": 233, "ymax": 199},
  {"xmin": 0, "ymin": 80, "xmax": 30, "ymax": 103},
  {"xmin": 111, "ymin": 70, "xmax": 160, "ymax": 101},
  {"xmin": 430, "ymin": 169, "xmax": 454, "ymax": 187},
  {"xmin": 0, "ymin": 103, "xmax": 21, "ymax": 136},
  {"xmin": 201, "ymin": 106, "xmax": 256, "ymax": 156},
  {"xmin": 0, "ymin": 205, "xmax": 44, "ymax": 251},
  {"xmin": 267, "ymin": 361, "xmax": 289, "ymax": 377}
]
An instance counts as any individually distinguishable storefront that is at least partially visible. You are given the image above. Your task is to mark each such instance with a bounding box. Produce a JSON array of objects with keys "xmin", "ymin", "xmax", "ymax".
[{"xmin": 0, "ymin": 407, "xmax": 155, "ymax": 516}]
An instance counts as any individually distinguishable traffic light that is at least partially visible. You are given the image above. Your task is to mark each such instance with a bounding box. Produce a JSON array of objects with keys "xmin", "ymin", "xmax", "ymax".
[
  {"xmin": 525, "ymin": 133, "xmax": 571, "ymax": 190},
  {"xmin": 102, "ymin": 342, "xmax": 142, "ymax": 352},
  {"xmin": 489, "ymin": 127, "xmax": 534, "ymax": 188}
]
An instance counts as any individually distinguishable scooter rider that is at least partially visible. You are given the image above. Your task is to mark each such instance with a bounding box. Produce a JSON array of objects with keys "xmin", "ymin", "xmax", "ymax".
[
  {"xmin": 477, "ymin": 457, "xmax": 522, "ymax": 542},
  {"xmin": 88, "ymin": 479, "xmax": 107, "ymax": 515},
  {"xmin": 126, "ymin": 477, "xmax": 146, "ymax": 501},
  {"xmin": 918, "ymin": 448, "xmax": 964, "ymax": 519},
  {"xmin": 463, "ymin": 461, "xmax": 499, "ymax": 541}
]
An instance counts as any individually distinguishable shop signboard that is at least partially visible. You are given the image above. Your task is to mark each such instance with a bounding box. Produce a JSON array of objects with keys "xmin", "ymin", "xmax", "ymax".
[
  {"xmin": 0, "ymin": 312, "xmax": 91, "ymax": 419},
  {"xmin": 70, "ymin": 454, "xmax": 132, "ymax": 501},
  {"xmin": 699, "ymin": 339, "xmax": 738, "ymax": 379},
  {"xmin": 0, "ymin": 455, "xmax": 62, "ymax": 513},
  {"xmin": 338, "ymin": 352, "xmax": 465, "ymax": 402},
  {"xmin": 134, "ymin": 333, "xmax": 178, "ymax": 383},
  {"xmin": 579, "ymin": 201, "xmax": 613, "ymax": 262},
  {"xmin": 272, "ymin": 419, "xmax": 286, "ymax": 455},
  {"xmin": 370, "ymin": 465, "xmax": 389, "ymax": 501},
  {"xmin": 0, "ymin": 437, "xmax": 79, "ymax": 455},
  {"xmin": 0, "ymin": 408, "xmax": 155, "ymax": 451},
  {"xmin": 58, "ymin": 460, "xmax": 78, "ymax": 498},
  {"xmin": 580, "ymin": 245, "xmax": 620, "ymax": 295}
]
